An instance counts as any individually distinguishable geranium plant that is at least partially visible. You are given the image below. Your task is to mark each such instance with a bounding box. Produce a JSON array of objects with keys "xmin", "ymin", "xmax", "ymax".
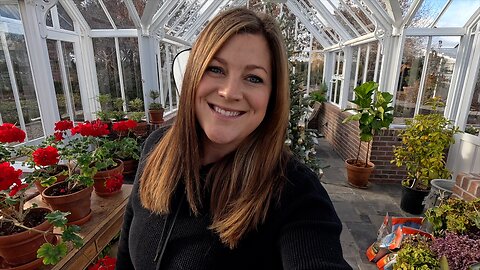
[
  {"xmin": 0, "ymin": 123, "xmax": 83, "ymax": 265},
  {"xmin": 88, "ymin": 255, "xmax": 116, "ymax": 270}
]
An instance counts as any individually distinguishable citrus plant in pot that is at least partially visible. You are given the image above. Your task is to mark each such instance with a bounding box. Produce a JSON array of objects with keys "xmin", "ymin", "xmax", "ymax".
[
  {"xmin": 392, "ymin": 97, "xmax": 460, "ymax": 215},
  {"xmin": 342, "ymin": 81, "xmax": 394, "ymax": 188},
  {"xmin": 148, "ymin": 90, "xmax": 164, "ymax": 124},
  {"xmin": 0, "ymin": 123, "xmax": 83, "ymax": 268}
]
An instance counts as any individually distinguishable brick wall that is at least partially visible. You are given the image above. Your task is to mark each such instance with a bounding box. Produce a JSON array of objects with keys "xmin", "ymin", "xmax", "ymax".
[
  {"xmin": 314, "ymin": 102, "xmax": 406, "ymax": 184},
  {"xmin": 453, "ymin": 173, "xmax": 480, "ymax": 201}
]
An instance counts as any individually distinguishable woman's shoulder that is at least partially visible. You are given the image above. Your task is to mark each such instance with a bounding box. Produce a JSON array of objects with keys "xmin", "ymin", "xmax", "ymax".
[{"xmin": 283, "ymin": 158, "xmax": 325, "ymax": 196}]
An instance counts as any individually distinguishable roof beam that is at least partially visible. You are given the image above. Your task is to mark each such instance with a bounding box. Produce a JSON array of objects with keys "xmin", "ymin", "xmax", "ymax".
[
  {"xmin": 404, "ymin": 27, "xmax": 465, "ymax": 36},
  {"xmin": 286, "ymin": 0, "xmax": 331, "ymax": 47},
  {"xmin": 140, "ymin": 0, "xmax": 160, "ymax": 34},
  {"xmin": 183, "ymin": 0, "xmax": 224, "ymax": 41},
  {"xmin": 325, "ymin": 0, "xmax": 361, "ymax": 37},
  {"xmin": 123, "ymin": 0, "xmax": 142, "ymax": 29},
  {"xmin": 384, "ymin": 0, "xmax": 403, "ymax": 28},
  {"xmin": 361, "ymin": 0, "xmax": 394, "ymax": 29},
  {"xmin": 402, "ymin": 0, "xmax": 423, "ymax": 28},
  {"xmin": 150, "ymin": 0, "xmax": 184, "ymax": 33},
  {"xmin": 308, "ymin": 0, "xmax": 351, "ymax": 41}
]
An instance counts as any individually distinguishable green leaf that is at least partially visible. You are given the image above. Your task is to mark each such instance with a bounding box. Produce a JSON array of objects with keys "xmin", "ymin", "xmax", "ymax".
[
  {"xmin": 45, "ymin": 210, "xmax": 70, "ymax": 227},
  {"xmin": 62, "ymin": 225, "xmax": 84, "ymax": 248},
  {"xmin": 37, "ymin": 242, "xmax": 68, "ymax": 265}
]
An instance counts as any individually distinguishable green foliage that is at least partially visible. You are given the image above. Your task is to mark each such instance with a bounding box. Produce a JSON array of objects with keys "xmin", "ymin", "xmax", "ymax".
[
  {"xmin": 128, "ymin": 111, "xmax": 145, "ymax": 122},
  {"xmin": 36, "ymin": 210, "xmax": 83, "ymax": 265},
  {"xmin": 309, "ymin": 88, "xmax": 327, "ymax": 103},
  {"xmin": 149, "ymin": 90, "xmax": 163, "ymax": 110},
  {"xmin": 128, "ymin": 98, "xmax": 143, "ymax": 112},
  {"xmin": 96, "ymin": 94, "xmax": 126, "ymax": 121},
  {"xmin": 425, "ymin": 198, "xmax": 480, "ymax": 236},
  {"xmin": 111, "ymin": 137, "xmax": 140, "ymax": 161},
  {"xmin": 392, "ymin": 97, "xmax": 460, "ymax": 190},
  {"xmin": 394, "ymin": 235, "xmax": 439, "ymax": 270},
  {"xmin": 342, "ymin": 81, "xmax": 394, "ymax": 166}
]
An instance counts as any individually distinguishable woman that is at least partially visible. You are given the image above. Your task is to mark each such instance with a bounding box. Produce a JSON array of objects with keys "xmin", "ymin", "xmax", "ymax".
[{"xmin": 116, "ymin": 7, "xmax": 351, "ymax": 270}]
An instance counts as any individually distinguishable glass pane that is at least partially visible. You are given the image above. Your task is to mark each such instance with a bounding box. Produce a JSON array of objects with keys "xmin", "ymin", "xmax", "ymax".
[
  {"xmin": 46, "ymin": 9, "xmax": 53, "ymax": 27},
  {"xmin": 170, "ymin": 46, "xmax": 178, "ymax": 108},
  {"xmin": 119, "ymin": 37, "xmax": 142, "ymax": 104},
  {"xmin": 62, "ymin": 42, "xmax": 83, "ymax": 122},
  {"xmin": 408, "ymin": 0, "xmax": 449, "ymax": 27},
  {"xmin": 102, "ymin": 0, "xmax": 135, "ymax": 29},
  {"xmin": 436, "ymin": 0, "xmax": 479, "ymax": 27},
  {"xmin": 366, "ymin": 43, "xmax": 379, "ymax": 82},
  {"xmin": 348, "ymin": 47, "xmax": 359, "ymax": 102},
  {"xmin": 57, "ymin": 3, "xmax": 74, "ymax": 31},
  {"xmin": 93, "ymin": 38, "xmax": 121, "ymax": 98},
  {"xmin": 419, "ymin": 36, "xmax": 460, "ymax": 115},
  {"xmin": 46, "ymin": 39, "xmax": 67, "ymax": 119},
  {"xmin": 466, "ymin": 69, "xmax": 480, "ymax": 135},
  {"xmin": 357, "ymin": 46, "xmax": 366, "ymax": 84},
  {"xmin": 73, "ymin": 0, "xmax": 112, "ymax": 29},
  {"xmin": 394, "ymin": 36, "xmax": 428, "ymax": 123},
  {"xmin": 0, "ymin": 47, "xmax": 20, "ymax": 125},
  {"xmin": 5, "ymin": 32, "xmax": 44, "ymax": 140},
  {"xmin": 309, "ymin": 51, "xmax": 325, "ymax": 92},
  {"xmin": 0, "ymin": 5, "xmax": 20, "ymax": 20},
  {"xmin": 133, "ymin": 0, "xmax": 147, "ymax": 18}
]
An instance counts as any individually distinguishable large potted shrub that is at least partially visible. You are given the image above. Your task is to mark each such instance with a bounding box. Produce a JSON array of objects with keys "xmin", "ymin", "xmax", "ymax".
[
  {"xmin": 392, "ymin": 97, "xmax": 460, "ymax": 215},
  {"xmin": 0, "ymin": 123, "xmax": 83, "ymax": 268},
  {"xmin": 342, "ymin": 81, "xmax": 394, "ymax": 188}
]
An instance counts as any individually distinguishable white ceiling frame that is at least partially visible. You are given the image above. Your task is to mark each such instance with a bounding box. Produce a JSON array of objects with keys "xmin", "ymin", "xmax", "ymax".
[
  {"xmin": 295, "ymin": 0, "xmax": 337, "ymax": 43},
  {"xmin": 170, "ymin": 0, "xmax": 207, "ymax": 37},
  {"xmin": 140, "ymin": 0, "xmax": 161, "ymax": 35},
  {"xmin": 285, "ymin": 0, "xmax": 331, "ymax": 47},
  {"xmin": 324, "ymin": 0, "xmax": 361, "ymax": 37},
  {"xmin": 338, "ymin": 0, "xmax": 370, "ymax": 34},
  {"xmin": 166, "ymin": 0, "xmax": 200, "ymax": 35},
  {"xmin": 60, "ymin": 0, "xmax": 90, "ymax": 32},
  {"xmin": 163, "ymin": 33, "xmax": 191, "ymax": 47},
  {"xmin": 182, "ymin": 0, "xmax": 225, "ymax": 41},
  {"xmin": 90, "ymin": 29, "xmax": 138, "ymax": 38},
  {"xmin": 150, "ymin": 0, "xmax": 185, "ymax": 32},
  {"xmin": 465, "ymin": 7, "xmax": 480, "ymax": 30},
  {"xmin": 308, "ymin": 0, "xmax": 351, "ymax": 41},
  {"xmin": 363, "ymin": 0, "xmax": 394, "ymax": 25},
  {"xmin": 351, "ymin": 0, "xmax": 387, "ymax": 31},
  {"xmin": 429, "ymin": 0, "xmax": 452, "ymax": 28},
  {"xmin": 401, "ymin": 0, "xmax": 423, "ymax": 28},
  {"xmin": 322, "ymin": 32, "xmax": 375, "ymax": 52},
  {"xmin": 404, "ymin": 27, "xmax": 465, "ymax": 36},
  {"xmin": 98, "ymin": 0, "xmax": 116, "ymax": 29},
  {"xmin": 123, "ymin": 0, "xmax": 142, "ymax": 29},
  {"xmin": 384, "ymin": 0, "xmax": 403, "ymax": 28}
]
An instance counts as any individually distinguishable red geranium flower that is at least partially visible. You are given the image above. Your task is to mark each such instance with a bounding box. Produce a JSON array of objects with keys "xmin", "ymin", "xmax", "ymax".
[
  {"xmin": 71, "ymin": 120, "xmax": 110, "ymax": 137},
  {"xmin": 54, "ymin": 120, "xmax": 74, "ymax": 131},
  {"xmin": 54, "ymin": 131, "xmax": 64, "ymax": 141},
  {"xmin": 112, "ymin": 120, "xmax": 137, "ymax": 132},
  {"xmin": 32, "ymin": 146, "xmax": 60, "ymax": 167},
  {"xmin": 88, "ymin": 256, "xmax": 116, "ymax": 270},
  {"xmin": 0, "ymin": 123, "xmax": 26, "ymax": 143},
  {"xmin": 0, "ymin": 162, "xmax": 22, "ymax": 191},
  {"xmin": 8, "ymin": 182, "xmax": 29, "ymax": 196},
  {"xmin": 105, "ymin": 173, "xmax": 123, "ymax": 192}
]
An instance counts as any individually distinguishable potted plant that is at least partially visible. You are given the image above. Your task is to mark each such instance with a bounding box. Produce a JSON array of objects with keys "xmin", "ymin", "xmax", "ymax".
[
  {"xmin": 96, "ymin": 94, "xmax": 126, "ymax": 123},
  {"xmin": 148, "ymin": 90, "xmax": 164, "ymax": 124},
  {"xmin": 128, "ymin": 98, "xmax": 148, "ymax": 137},
  {"xmin": 342, "ymin": 81, "xmax": 394, "ymax": 188},
  {"xmin": 392, "ymin": 97, "xmax": 460, "ymax": 214},
  {"xmin": 394, "ymin": 234, "xmax": 439, "ymax": 269},
  {"xmin": 109, "ymin": 122, "xmax": 141, "ymax": 176},
  {"xmin": 0, "ymin": 123, "xmax": 83, "ymax": 268}
]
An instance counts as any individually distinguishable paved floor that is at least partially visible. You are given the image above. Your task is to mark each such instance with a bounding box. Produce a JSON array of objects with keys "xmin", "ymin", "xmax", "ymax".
[{"xmin": 315, "ymin": 138, "xmax": 407, "ymax": 270}]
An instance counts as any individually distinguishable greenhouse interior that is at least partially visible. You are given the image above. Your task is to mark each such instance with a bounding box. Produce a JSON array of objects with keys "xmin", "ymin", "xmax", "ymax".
[{"xmin": 0, "ymin": 0, "xmax": 480, "ymax": 269}]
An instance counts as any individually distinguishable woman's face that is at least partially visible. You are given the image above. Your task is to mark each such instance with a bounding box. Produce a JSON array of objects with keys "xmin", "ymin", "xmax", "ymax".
[{"xmin": 195, "ymin": 33, "xmax": 272, "ymax": 160}]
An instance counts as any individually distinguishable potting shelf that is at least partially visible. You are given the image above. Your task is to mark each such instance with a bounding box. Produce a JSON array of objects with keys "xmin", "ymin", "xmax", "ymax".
[{"xmin": 25, "ymin": 184, "xmax": 132, "ymax": 270}]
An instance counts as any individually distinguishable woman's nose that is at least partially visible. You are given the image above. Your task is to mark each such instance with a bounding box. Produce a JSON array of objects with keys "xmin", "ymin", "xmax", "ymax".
[{"xmin": 218, "ymin": 77, "xmax": 242, "ymax": 101}]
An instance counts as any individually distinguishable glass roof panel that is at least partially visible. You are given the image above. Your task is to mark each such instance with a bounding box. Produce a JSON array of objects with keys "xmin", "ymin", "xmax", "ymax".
[
  {"xmin": 407, "ymin": 0, "xmax": 449, "ymax": 27},
  {"xmin": 57, "ymin": 3, "xmax": 74, "ymax": 31},
  {"xmin": 0, "ymin": 5, "xmax": 20, "ymax": 20},
  {"xmin": 170, "ymin": 1, "xmax": 204, "ymax": 37},
  {"xmin": 435, "ymin": 0, "xmax": 480, "ymax": 27},
  {"xmin": 102, "ymin": 0, "xmax": 136, "ymax": 29},
  {"xmin": 46, "ymin": 9, "xmax": 53, "ymax": 27},
  {"xmin": 73, "ymin": 0, "xmax": 112, "ymax": 29},
  {"xmin": 133, "ymin": 0, "xmax": 147, "ymax": 19}
]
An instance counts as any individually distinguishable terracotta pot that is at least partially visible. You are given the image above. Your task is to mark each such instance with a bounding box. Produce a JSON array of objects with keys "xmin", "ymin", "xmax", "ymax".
[
  {"xmin": 34, "ymin": 164, "xmax": 69, "ymax": 194},
  {"xmin": 0, "ymin": 208, "xmax": 55, "ymax": 267},
  {"xmin": 345, "ymin": 159, "xmax": 375, "ymax": 188},
  {"xmin": 42, "ymin": 182, "xmax": 93, "ymax": 225},
  {"xmin": 93, "ymin": 160, "xmax": 124, "ymax": 197},
  {"xmin": 149, "ymin": 109, "xmax": 164, "ymax": 124},
  {"xmin": 133, "ymin": 121, "xmax": 148, "ymax": 137},
  {"xmin": 122, "ymin": 159, "xmax": 138, "ymax": 176}
]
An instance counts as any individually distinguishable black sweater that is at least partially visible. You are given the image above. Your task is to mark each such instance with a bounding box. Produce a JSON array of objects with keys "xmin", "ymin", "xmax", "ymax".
[{"xmin": 116, "ymin": 129, "xmax": 352, "ymax": 270}]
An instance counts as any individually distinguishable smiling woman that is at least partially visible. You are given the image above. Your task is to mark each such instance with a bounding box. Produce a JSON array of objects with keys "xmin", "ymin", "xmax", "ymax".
[{"xmin": 116, "ymin": 7, "xmax": 351, "ymax": 270}]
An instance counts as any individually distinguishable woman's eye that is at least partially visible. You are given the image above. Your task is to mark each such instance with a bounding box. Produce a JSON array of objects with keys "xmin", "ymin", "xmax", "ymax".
[
  {"xmin": 207, "ymin": 66, "xmax": 223, "ymax": 74},
  {"xmin": 247, "ymin": 75, "xmax": 263, "ymax": 84}
]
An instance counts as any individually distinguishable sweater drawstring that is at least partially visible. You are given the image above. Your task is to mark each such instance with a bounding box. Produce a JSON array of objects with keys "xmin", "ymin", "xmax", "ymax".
[{"xmin": 154, "ymin": 193, "xmax": 185, "ymax": 269}]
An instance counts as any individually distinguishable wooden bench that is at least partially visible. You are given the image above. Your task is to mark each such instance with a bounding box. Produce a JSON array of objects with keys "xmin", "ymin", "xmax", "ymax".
[{"xmin": 24, "ymin": 184, "xmax": 132, "ymax": 270}]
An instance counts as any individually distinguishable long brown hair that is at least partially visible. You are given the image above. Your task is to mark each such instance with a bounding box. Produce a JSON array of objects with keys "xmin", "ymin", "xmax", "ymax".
[{"xmin": 140, "ymin": 7, "xmax": 290, "ymax": 248}]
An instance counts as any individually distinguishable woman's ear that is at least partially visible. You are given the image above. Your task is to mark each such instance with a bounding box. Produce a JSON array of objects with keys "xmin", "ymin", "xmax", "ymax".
[{"xmin": 172, "ymin": 48, "xmax": 191, "ymax": 94}]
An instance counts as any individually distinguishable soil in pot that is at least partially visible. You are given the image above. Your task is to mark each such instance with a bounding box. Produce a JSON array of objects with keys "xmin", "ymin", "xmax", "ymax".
[
  {"xmin": 0, "ymin": 208, "xmax": 56, "ymax": 267},
  {"xmin": 34, "ymin": 164, "xmax": 69, "ymax": 194}
]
